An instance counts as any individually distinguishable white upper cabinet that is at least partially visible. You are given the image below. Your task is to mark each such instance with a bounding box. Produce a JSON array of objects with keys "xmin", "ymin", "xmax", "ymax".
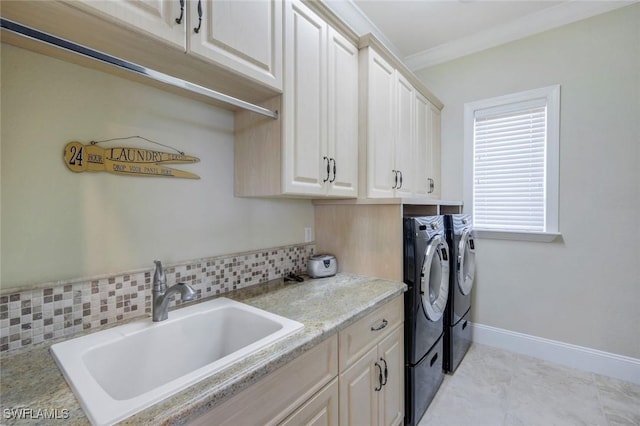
[
  {"xmin": 70, "ymin": 0, "xmax": 186, "ymax": 48},
  {"xmin": 414, "ymin": 92, "xmax": 441, "ymax": 198},
  {"xmin": 426, "ymin": 104, "xmax": 442, "ymax": 199},
  {"xmin": 326, "ymin": 27, "xmax": 359, "ymax": 198},
  {"xmin": 394, "ymin": 73, "xmax": 415, "ymax": 198},
  {"xmin": 428, "ymin": 102, "xmax": 442, "ymax": 199},
  {"xmin": 234, "ymin": 0, "xmax": 358, "ymax": 198},
  {"xmin": 364, "ymin": 48, "xmax": 396, "ymax": 198},
  {"xmin": 361, "ymin": 43, "xmax": 443, "ymax": 200},
  {"xmin": 283, "ymin": 0, "xmax": 358, "ymax": 197},
  {"xmin": 362, "ymin": 48, "xmax": 417, "ymax": 198},
  {"xmin": 188, "ymin": 0, "xmax": 282, "ymax": 91},
  {"xmin": 69, "ymin": 0, "xmax": 282, "ymax": 91},
  {"xmin": 283, "ymin": 0, "xmax": 327, "ymax": 195},
  {"xmin": 414, "ymin": 92, "xmax": 430, "ymax": 198}
]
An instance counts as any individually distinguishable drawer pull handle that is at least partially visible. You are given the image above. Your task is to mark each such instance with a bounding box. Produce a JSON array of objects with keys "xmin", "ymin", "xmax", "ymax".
[
  {"xmin": 371, "ymin": 319, "xmax": 388, "ymax": 331},
  {"xmin": 374, "ymin": 362, "xmax": 383, "ymax": 391}
]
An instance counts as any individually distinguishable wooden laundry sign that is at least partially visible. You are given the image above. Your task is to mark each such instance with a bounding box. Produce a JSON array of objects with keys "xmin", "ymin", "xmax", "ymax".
[{"xmin": 63, "ymin": 141, "xmax": 200, "ymax": 179}]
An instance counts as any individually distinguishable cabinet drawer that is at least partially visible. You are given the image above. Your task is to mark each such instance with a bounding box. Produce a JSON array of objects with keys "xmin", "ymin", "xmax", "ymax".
[
  {"xmin": 339, "ymin": 296, "xmax": 403, "ymax": 371},
  {"xmin": 189, "ymin": 334, "xmax": 338, "ymax": 426},
  {"xmin": 279, "ymin": 377, "xmax": 339, "ymax": 426}
]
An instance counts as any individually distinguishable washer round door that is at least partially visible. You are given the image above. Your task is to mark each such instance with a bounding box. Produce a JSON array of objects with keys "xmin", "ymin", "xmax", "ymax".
[
  {"xmin": 457, "ymin": 229, "xmax": 476, "ymax": 296},
  {"xmin": 420, "ymin": 234, "xmax": 450, "ymax": 321}
]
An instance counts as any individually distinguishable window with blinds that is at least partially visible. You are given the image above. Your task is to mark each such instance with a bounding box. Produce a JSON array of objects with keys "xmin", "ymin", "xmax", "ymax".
[
  {"xmin": 473, "ymin": 101, "xmax": 547, "ymax": 231},
  {"xmin": 465, "ymin": 85, "xmax": 560, "ymax": 237}
]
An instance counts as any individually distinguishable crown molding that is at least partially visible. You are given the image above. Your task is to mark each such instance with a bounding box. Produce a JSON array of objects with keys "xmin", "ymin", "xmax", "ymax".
[
  {"xmin": 321, "ymin": 0, "xmax": 404, "ymax": 59},
  {"xmin": 404, "ymin": 0, "xmax": 637, "ymax": 71},
  {"xmin": 359, "ymin": 33, "xmax": 444, "ymax": 109}
]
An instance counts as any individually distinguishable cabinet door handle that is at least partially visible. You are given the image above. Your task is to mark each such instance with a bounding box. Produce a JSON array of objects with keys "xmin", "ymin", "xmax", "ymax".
[
  {"xmin": 380, "ymin": 357, "xmax": 388, "ymax": 385},
  {"xmin": 428, "ymin": 177, "xmax": 434, "ymax": 194},
  {"xmin": 374, "ymin": 362, "xmax": 383, "ymax": 391},
  {"xmin": 371, "ymin": 318, "xmax": 388, "ymax": 331},
  {"xmin": 175, "ymin": 0, "xmax": 185, "ymax": 24},
  {"xmin": 193, "ymin": 0, "xmax": 203, "ymax": 33},
  {"xmin": 323, "ymin": 156, "xmax": 330, "ymax": 183},
  {"xmin": 329, "ymin": 158, "xmax": 336, "ymax": 183},
  {"xmin": 392, "ymin": 170, "xmax": 398, "ymax": 189},
  {"xmin": 398, "ymin": 171, "xmax": 403, "ymax": 189}
]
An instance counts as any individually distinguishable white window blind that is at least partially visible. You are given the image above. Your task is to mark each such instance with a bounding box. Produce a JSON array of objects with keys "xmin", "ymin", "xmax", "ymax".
[
  {"xmin": 464, "ymin": 85, "xmax": 560, "ymax": 241},
  {"xmin": 473, "ymin": 100, "xmax": 547, "ymax": 232}
]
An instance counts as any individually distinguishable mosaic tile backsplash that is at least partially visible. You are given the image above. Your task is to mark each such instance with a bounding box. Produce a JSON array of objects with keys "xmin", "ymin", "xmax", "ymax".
[{"xmin": 0, "ymin": 243, "xmax": 315, "ymax": 353}]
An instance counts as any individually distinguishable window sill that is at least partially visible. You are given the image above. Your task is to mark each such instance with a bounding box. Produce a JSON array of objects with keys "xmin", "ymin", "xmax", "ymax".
[{"xmin": 475, "ymin": 229, "xmax": 561, "ymax": 243}]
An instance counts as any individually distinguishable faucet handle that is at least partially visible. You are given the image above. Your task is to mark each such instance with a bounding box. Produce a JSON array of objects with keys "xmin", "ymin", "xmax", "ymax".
[{"xmin": 153, "ymin": 260, "xmax": 166, "ymax": 289}]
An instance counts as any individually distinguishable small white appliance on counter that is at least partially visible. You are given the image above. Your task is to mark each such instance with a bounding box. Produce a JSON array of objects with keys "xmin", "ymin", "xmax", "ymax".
[{"xmin": 307, "ymin": 254, "xmax": 338, "ymax": 278}]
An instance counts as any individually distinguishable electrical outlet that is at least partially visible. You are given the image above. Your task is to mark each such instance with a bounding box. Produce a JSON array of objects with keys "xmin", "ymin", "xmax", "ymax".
[{"xmin": 304, "ymin": 227, "xmax": 313, "ymax": 242}]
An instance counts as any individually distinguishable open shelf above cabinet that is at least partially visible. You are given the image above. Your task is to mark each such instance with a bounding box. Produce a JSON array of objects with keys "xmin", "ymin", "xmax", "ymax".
[{"xmin": 313, "ymin": 199, "xmax": 462, "ymax": 281}]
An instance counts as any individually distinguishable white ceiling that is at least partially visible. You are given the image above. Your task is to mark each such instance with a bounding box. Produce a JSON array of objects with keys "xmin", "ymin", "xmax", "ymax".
[{"xmin": 324, "ymin": 0, "xmax": 637, "ymax": 70}]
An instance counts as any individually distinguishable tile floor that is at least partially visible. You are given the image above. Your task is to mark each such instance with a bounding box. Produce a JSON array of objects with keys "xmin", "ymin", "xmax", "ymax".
[{"xmin": 420, "ymin": 344, "xmax": 640, "ymax": 426}]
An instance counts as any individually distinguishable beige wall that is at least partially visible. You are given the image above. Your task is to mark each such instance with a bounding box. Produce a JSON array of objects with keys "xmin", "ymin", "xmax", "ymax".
[
  {"xmin": 1, "ymin": 44, "xmax": 314, "ymax": 289},
  {"xmin": 416, "ymin": 4, "xmax": 640, "ymax": 358}
]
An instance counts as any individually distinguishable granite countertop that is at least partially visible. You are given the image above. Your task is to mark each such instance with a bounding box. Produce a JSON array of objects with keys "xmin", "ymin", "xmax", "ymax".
[{"xmin": 0, "ymin": 273, "xmax": 406, "ymax": 425}]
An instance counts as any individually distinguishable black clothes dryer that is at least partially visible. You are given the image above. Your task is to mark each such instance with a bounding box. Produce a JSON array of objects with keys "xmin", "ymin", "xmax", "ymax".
[
  {"xmin": 443, "ymin": 214, "xmax": 476, "ymax": 373},
  {"xmin": 403, "ymin": 216, "xmax": 450, "ymax": 426}
]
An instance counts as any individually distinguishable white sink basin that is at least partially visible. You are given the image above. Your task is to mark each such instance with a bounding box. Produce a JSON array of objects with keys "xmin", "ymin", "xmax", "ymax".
[{"xmin": 51, "ymin": 297, "xmax": 304, "ymax": 425}]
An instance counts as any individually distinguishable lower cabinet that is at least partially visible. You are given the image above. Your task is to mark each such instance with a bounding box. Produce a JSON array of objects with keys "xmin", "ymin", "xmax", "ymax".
[
  {"xmin": 340, "ymin": 346, "xmax": 378, "ymax": 424},
  {"xmin": 339, "ymin": 325, "xmax": 404, "ymax": 426},
  {"xmin": 378, "ymin": 326, "xmax": 405, "ymax": 426},
  {"xmin": 338, "ymin": 296, "xmax": 405, "ymax": 426},
  {"xmin": 187, "ymin": 296, "xmax": 404, "ymax": 426}
]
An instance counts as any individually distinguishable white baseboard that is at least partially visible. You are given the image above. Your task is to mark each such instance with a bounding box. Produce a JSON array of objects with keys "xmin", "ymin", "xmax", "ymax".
[{"xmin": 471, "ymin": 323, "xmax": 640, "ymax": 385}]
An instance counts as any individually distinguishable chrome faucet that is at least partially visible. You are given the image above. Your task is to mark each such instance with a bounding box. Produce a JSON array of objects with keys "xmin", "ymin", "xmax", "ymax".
[{"xmin": 152, "ymin": 260, "xmax": 196, "ymax": 322}]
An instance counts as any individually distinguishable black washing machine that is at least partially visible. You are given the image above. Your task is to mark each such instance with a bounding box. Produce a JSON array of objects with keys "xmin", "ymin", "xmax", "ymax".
[
  {"xmin": 403, "ymin": 216, "xmax": 450, "ymax": 426},
  {"xmin": 443, "ymin": 214, "xmax": 476, "ymax": 373}
]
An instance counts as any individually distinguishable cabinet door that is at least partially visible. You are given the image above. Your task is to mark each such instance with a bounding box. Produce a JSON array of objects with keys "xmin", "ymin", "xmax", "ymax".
[
  {"xmin": 279, "ymin": 378, "xmax": 339, "ymax": 426},
  {"xmin": 72, "ymin": 0, "xmax": 185, "ymax": 48},
  {"xmin": 188, "ymin": 0, "xmax": 282, "ymax": 91},
  {"xmin": 283, "ymin": 0, "xmax": 327, "ymax": 196},
  {"xmin": 414, "ymin": 92, "xmax": 430, "ymax": 197},
  {"xmin": 366, "ymin": 49, "xmax": 396, "ymax": 198},
  {"xmin": 428, "ymin": 103, "xmax": 442, "ymax": 199},
  {"xmin": 394, "ymin": 73, "xmax": 415, "ymax": 197},
  {"xmin": 378, "ymin": 326, "xmax": 405, "ymax": 426},
  {"xmin": 327, "ymin": 27, "xmax": 358, "ymax": 198},
  {"xmin": 339, "ymin": 346, "xmax": 379, "ymax": 426}
]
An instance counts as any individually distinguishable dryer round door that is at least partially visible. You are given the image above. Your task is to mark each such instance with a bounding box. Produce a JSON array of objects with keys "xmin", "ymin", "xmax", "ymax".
[
  {"xmin": 457, "ymin": 229, "xmax": 476, "ymax": 296},
  {"xmin": 420, "ymin": 234, "xmax": 450, "ymax": 321}
]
